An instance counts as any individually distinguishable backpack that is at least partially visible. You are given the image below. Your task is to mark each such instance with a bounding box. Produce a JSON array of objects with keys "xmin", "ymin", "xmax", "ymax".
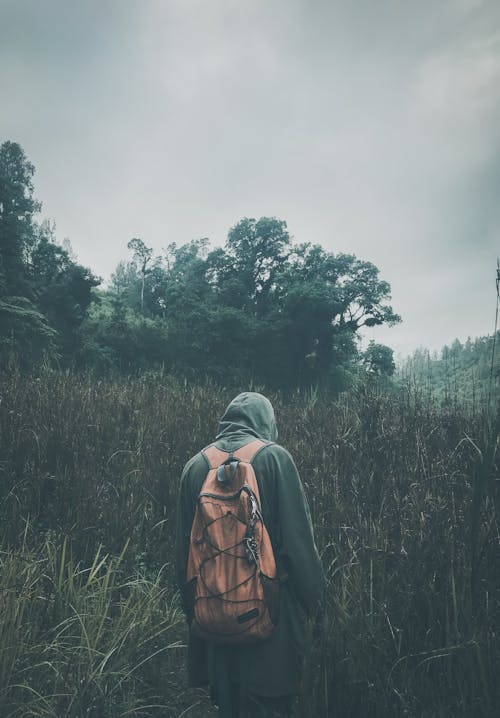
[{"xmin": 185, "ymin": 438, "xmax": 280, "ymax": 644}]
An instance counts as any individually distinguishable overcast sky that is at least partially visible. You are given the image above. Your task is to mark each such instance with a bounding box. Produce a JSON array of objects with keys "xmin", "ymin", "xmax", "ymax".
[{"xmin": 1, "ymin": 0, "xmax": 499, "ymax": 357}]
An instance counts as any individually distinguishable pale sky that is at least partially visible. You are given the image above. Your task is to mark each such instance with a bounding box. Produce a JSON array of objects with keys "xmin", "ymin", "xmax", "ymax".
[{"xmin": 1, "ymin": 0, "xmax": 499, "ymax": 358}]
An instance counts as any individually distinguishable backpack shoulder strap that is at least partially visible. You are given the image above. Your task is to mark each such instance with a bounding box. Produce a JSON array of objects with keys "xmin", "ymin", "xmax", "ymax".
[
  {"xmin": 201, "ymin": 439, "xmax": 274, "ymax": 468},
  {"xmin": 233, "ymin": 439, "xmax": 274, "ymax": 463},
  {"xmin": 201, "ymin": 444, "xmax": 229, "ymax": 469}
]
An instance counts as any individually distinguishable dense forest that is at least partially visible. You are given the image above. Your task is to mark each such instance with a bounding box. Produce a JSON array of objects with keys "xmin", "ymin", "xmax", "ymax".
[
  {"xmin": 0, "ymin": 140, "xmax": 402, "ymax": 388},
  {"xmin": 3, "ymin": 139, "xmax": 498, "ymax": 399}
]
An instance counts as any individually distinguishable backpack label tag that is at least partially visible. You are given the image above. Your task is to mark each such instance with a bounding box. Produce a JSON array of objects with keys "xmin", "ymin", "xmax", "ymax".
[{"xmin": 237, "ymin": 608, "xmax": 260, "ymax": 624}]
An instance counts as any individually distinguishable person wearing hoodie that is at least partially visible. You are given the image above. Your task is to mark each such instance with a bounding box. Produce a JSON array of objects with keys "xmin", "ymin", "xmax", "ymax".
[{"xmin": 175, "ymin": 392, "xmax": 324, "ymax": 717}]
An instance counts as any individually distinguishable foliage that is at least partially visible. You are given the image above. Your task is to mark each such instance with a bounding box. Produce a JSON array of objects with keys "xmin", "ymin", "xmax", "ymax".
[
  {"xmin": 92, "ymin": 218, "xmax": 401, "ymax": 389},
  {"xmin": 1, "ymin": 140, "xmax": 402, "ymax": 389},
  {"xmin": 126, "ymin": 237, "xmax": 154, "ymax": 314},
  {"xmin": 78, "ymin": 292, "xmax": 171, "ymax": 371},
  {"xmin": 399, "ymin": 334, "xmax": 500, "ymax": 408},
  {"xmin": 0, "ymin": 141, "xmax": 40, "ymax": 296},
  {"xmin": 0, "ymin": 296, "xmax": 58, "ymax": 366},
  {"xmin": 363, "ymin": 340, "xmax": 396, "ymax": 377},
  {"xmin": 30, "ymin": 221, "xmax": 100, "ymax": 356},
  {"xmin": 0, "ymin": 142, "xmax": 100, "ymax": 365}
]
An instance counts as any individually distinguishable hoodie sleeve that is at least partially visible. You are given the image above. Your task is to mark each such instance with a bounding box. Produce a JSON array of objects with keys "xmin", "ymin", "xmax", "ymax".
[
  {"xmin": 174, "ymin": 453, "xmax": 206, "ymax": 612},
  {"xmin": 255, "ymin": 445, "xmax": 325, "ymax": 617},
  {"xmin": 174, "ymin": 464, "xmax": 191, "ymax": 606}
]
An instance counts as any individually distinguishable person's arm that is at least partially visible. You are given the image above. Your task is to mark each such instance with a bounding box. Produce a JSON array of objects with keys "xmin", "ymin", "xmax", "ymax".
[
  {"xmin": 174, "ymin": 458, "xmax": 197, "ymax": 615},
  {"xmin": 267, "ymin": 445, "xmax": 325, "ymax": 615}
]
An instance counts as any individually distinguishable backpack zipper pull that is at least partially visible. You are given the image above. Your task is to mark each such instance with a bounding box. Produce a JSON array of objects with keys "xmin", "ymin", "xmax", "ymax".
[
  {"xmin": 245, "ymin": 534, "xmax": 259, "ymax": 565},
  {"xmin": 217, "ymin": 455, "xmax": 240, "ymax": 484}
]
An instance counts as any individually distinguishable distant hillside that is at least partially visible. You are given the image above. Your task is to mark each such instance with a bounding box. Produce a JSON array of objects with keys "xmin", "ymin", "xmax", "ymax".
[{"xmin": 399, "ymin": 332, "xmax": 500, "ymax": 407}]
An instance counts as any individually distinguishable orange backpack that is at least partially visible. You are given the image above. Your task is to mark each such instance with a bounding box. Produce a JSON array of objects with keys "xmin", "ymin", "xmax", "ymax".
[{"xmin": 185, "ymin": 439, "xmax": 280, "ymax": 644}]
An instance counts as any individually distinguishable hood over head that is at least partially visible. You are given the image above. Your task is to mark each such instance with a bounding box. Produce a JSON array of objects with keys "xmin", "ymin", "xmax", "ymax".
[{"xmin": 215, "ymin": 392, "xmax": 278, "ymax": 446}]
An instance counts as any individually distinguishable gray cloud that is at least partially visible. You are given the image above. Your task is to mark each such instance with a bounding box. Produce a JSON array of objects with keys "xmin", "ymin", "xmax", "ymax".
[{"xmin": 1, "ymin": 0, "xmax": 499, "ymax": 357}]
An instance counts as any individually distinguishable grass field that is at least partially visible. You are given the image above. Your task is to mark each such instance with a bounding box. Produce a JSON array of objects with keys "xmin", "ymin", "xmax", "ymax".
[{"xmin": 0, "ymin": 369, "xmax": 498, "ymax": 716}]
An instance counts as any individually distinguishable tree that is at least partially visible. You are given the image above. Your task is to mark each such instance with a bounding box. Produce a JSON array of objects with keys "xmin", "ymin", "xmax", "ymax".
[
  {"xmin": 220, "ymin": 217, "xmax": 291, "ymax": 316},
  {"xmin": 29, "ymin": 221, "xmax": 100, "ymax": 357},
  {"xmin": 284, "ymin": 244, "xmax": 400, "ymax": 332},
  {"xmin": 79, "ymin": 291, "xmax": 171, "ymax": 371},
  {"xmin": 127, "ymin": 238, "xmax": 153, "ymax": 314},
  {"xmin": 93, "ymin": 217, "xmax": 401, "ymax": 389},
  {"xmin": 260, "ymin": 242, "xmax": 400, "ymax": 388},
  {"xmin": 0, "ymin": 141, "xmax": 55, "ymax": 363},
  {"xmin": 400, "ymin": 332, "xmax": 500, "ymax": 404},
  {"xmin": 0, "ymin": 142, "xmax": 100, "ymax": 364},
  {"xmin": 0, "ymin": 140, "xmax": 40, "ymax": 296},
  {"xmin": 363, "ymin": 341, "xmax": 396, "ymax": 377}
]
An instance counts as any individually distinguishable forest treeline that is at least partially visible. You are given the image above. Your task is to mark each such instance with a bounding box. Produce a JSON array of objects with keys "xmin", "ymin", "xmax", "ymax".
[
  {"xmin": 0, "ymin": 140, "xmax": 401, "ymax": 388},
  {"xmin": 2, "ymin": 139, "xmax": 498, "ymax": 396},
  {"xmin": 401, "ymin": 334, "xmax": 500, "ymax": 406}
]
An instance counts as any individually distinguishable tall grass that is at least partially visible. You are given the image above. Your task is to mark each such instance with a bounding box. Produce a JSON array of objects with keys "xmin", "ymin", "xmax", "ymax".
[
  {"xmin": 0, "ymin": 369, "xmax": 498, "ymax": 716},
  {"xmin": 0, "ymin": 534, "xmax": 212, "ymax": 717}
]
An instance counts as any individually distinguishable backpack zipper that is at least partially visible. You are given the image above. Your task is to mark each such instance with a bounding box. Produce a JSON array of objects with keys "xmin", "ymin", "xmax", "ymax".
[
  {"xmin": 199, "ymin": 486, "xmax": 262, "ymax": 518},
  {"xmin": 199, "ymin": 491, "xmax": 240, "ymax": 500}
]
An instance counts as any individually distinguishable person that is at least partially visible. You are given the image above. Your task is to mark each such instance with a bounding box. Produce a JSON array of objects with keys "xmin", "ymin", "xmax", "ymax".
[{"xmin": 175, "ymin": 392, "xmax": 324, "ymax": 717}]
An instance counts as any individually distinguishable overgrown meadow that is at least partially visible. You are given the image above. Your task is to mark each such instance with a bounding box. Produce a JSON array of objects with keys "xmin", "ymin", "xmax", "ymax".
[{"xmin": 0, "ymin": 369, "xmax": 498, "ymax": 717}]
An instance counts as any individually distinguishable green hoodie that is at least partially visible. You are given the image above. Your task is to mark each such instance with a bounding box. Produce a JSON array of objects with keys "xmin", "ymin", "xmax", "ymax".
[{"xmin": 175, "ymin": 392, "xmax": 324, "ymax": 703}]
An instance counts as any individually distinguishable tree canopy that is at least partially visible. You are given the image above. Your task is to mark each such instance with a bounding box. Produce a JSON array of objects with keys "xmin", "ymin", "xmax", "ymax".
[
  {"xmin": 400, "ymin": 335, "xmax": 500, "ymax": 406},
  {"xmin": 1, "ymin": 140, "xmax": 401, "ymax": 389},
  {"xmin": 0, "ymin": 142, "xmax": 99, "ymax": 364},
  {"xmin": 87, "ymin": 216, "xmax": 401, "ymax": 388}
]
